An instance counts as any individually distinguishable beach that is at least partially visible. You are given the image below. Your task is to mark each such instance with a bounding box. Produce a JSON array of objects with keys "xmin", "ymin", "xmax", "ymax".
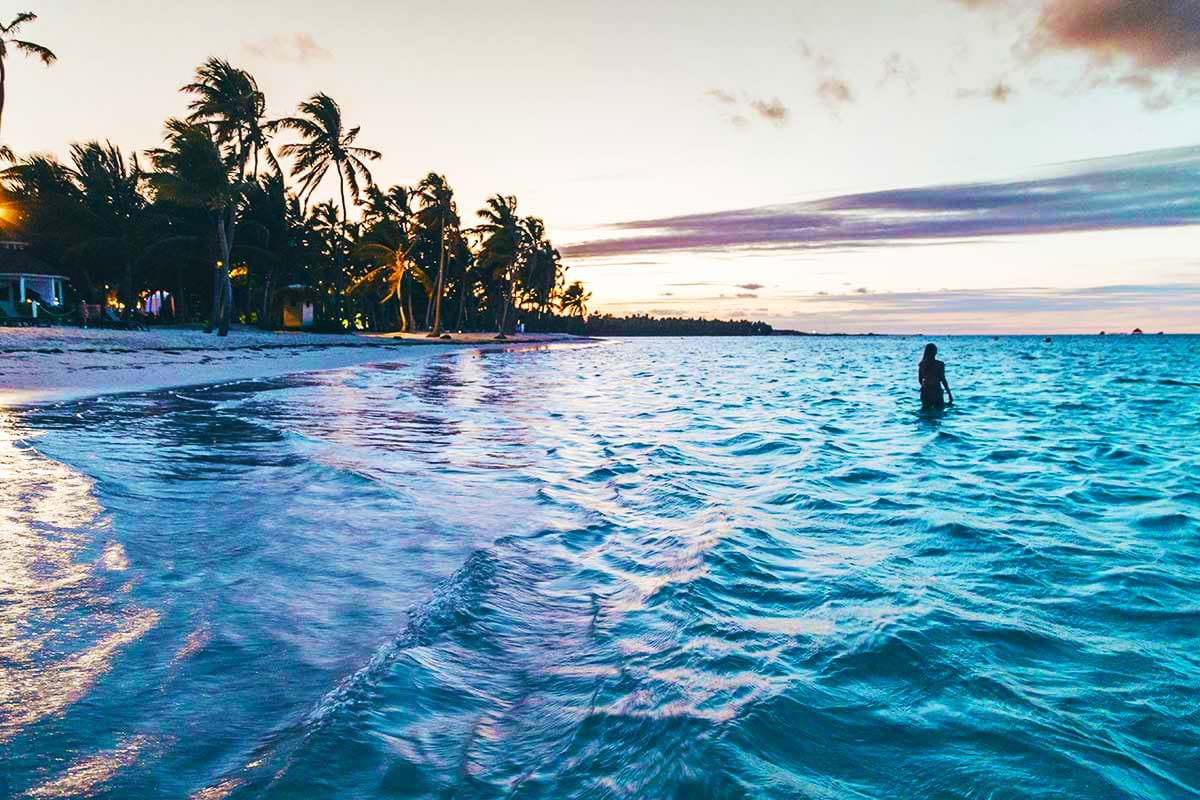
[{"xmin": 0, "ymin": 326, "xmax": 590, "ymax": 406}]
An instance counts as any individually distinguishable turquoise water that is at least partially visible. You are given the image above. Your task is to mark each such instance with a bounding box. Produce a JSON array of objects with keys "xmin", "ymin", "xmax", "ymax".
[{"xmin": 3, "ymin": 336, "xmax": 1200, "ymax": 799}]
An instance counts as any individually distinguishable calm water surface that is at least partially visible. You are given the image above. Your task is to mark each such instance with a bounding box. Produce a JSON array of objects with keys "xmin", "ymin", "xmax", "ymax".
[{"xmin": 3, "ymin": 336, "xmax": 1199, "ymax": 799}]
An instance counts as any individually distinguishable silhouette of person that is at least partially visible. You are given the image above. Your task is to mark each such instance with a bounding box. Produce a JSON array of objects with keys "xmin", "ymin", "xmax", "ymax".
[{"xmin": 919, "ymin": 343, "xmax": 953, "ymax": 410}]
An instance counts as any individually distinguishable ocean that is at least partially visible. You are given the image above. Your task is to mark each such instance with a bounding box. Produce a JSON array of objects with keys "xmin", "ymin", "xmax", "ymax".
[{"xmin": 3, "ymin": 335, "xmax": 1199, "ymax": 799}]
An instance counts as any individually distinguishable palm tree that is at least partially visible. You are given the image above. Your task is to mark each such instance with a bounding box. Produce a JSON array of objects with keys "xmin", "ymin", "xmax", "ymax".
[
  {"xmin": 67, "ymin": 142, "xmax": 147, "ymax": 316},
  {"xmin": 520, "ymin": 216, "xmax": 562, "ymax": 322},
  {"xmin": 239, "ymin": 171, "xmax": 304, "ymax": 324},
  {"xmin": 274, "ymin": 93, "xmax": 379, "ymax": 327},
  {"xmin": 355, "ymin": 184, "xmax": 427, "ymax": 332},
  {"xmin": 474, "ymin": 193, "xmax": 522, "ymax": 338},
  {"xmin": 146, "ymin": 120, "xmax": 244, "ymax": 335},
  {"xmin": 274, "ymin": 93, "xmax": 378, "ymax": 218},
  {"xmin": 3, "ymin": 144, "xmax": 149, "ymax": 309},
  {"xmin": 560, "ymin": 280, "xmax": 591, "ymax": 318},
  {"xmin": 182, "ymin": 58, "xmax": 275, "ymax": 180},
  {"xmin": 414, "ymin": 173, "xmax": 460, "ymax": 336},
  {"xmin": 0, "ymin": 13, "xmax": 56, "ymax": 139}
]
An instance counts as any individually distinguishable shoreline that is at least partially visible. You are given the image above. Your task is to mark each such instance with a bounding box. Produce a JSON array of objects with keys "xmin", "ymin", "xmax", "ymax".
[{"xmin": 0, "ymin": 326, "xmax": 599, "ymax": 407}]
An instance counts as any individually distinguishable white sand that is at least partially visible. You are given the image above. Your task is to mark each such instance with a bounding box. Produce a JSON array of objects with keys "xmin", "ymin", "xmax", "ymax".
[{"xmin": 0, "ymin": 326, "xmax": 592, "ymax": 406}]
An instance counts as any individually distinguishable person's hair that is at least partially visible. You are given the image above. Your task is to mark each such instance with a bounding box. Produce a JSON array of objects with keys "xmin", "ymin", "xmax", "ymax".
[{"xmin": 921, "ymin": 343, "xmax": 938, "ymax": 364}]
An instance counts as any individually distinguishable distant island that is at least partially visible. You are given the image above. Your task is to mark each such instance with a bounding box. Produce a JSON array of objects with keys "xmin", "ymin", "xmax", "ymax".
[{"xmin": 528, "ymin": 313, "xmax": 774, "ymax": 336}]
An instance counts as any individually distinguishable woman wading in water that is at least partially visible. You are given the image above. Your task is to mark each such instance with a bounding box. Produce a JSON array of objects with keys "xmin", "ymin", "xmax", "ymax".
[{"xmin": 919, "ymin": 343, "xmax": 953, "ymax": 410}]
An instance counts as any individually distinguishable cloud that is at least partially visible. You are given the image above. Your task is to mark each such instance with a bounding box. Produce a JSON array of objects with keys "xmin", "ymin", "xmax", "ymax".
[
  {"xmin": 798, "ymin": 40, "xmax": 857, "ymax": 114},
  {"xmin": 735, "ymin": 292, "xmax": 759, "ymax": 298},
  {"xmin": 736, "ymin": 283, "xmax": 765, "ymax": 290},
  {"xmin": 958, "ymin": 0, "xmax": 1200, "ymax": 108},
  {"xmin": 879, "ymin": 52, "xmax": 920, "ymax": 93},
  {"xmin": 780, "ymin": 283, "xmax": 1200, "ymax": 333},
  {"xmin": 562, "ymin": 145, "xmax": 1200, "ymax": 259},
  {"xmin": 243, "ymin": 33, "xmax": 331, "ymax": 64},
  {"xmin": 705, "ymin": 91, "xmax": 789, "ymax": 127},
  {"xmin": 817, "ymin": 78, "xmax": 854, "ymax": 107},
  {"xmin": 749, "ymin": 98, "xmax": 789, "ymax": 124},
  {"xmin": 1032, "ymin": 0, "xmax": 1200, "ymax": 71},
  {"xmin": 957, "ymin": 80, "xmax": 1016, "ymax": 102}
]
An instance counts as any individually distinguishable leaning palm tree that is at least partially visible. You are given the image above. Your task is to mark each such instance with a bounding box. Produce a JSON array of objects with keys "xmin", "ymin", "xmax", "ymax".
[
  {"xmin": 355, "ymin": 184, "xmax": 426, "ymax": 331},
  {"xmin": 182, "ymin": 58, "xmax": 276, "ymax": 180},
  {"xmin": 353, "ymin": 234, "xmax": 432, "ymax": 335},
  {"xmin": 413, "ymin": 173, "xmax": 460, "ymax": 336},
  {"xmin": 146, "ymin": 120, "xmax": 244, "ymax": 336},
  {"xmin": 0, "ymin": 13, "xmax": 56, "ymax": 139},
  {"xmin": 274, "ymin": 93, "xmax": 379, "ymax": 326},
  {"xmin": 560, "ymin": 280, "xmax": 591, "ymax": 318}
]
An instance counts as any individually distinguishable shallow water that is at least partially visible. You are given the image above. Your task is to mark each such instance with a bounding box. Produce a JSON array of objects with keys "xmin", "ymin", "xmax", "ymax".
[{"xmin": 3, "ymin": 335, "xmax": 1199, "ymax": 799}]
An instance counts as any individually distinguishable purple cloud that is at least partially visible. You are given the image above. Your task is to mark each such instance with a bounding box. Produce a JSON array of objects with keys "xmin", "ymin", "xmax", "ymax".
[{"xmin": 562, "ymin": 146, "xmax": 1200, "ymax": 259}]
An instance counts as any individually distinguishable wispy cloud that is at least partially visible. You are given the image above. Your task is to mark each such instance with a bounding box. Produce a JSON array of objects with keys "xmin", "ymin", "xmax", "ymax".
[
  {"xmin": 817, "ymin": 78, "xmax": 854, "ymax": 108},
  {"xmin": 749, "ymin": 98, "xmax": 789, "ymax": 125},
  {"xmin": 879, "ymin": 53, "xmax": 920, "ymax": 93},
  {"xmin": 956, "ymin": 80, "xmax": 1016, "ymax": 102},
  {"xmin": 704, "ymin": 90, "xmax": 790, "ymax": 128},
  {"xmin": 704, "ymin": 88, "xmax": 737, "ymax": 105},
  {"xmin": 562, "ymin": 146, "xmax": 1200, "ymax": 258},
  {"xmin": 243, "ymin": 33, "xmax": 331, "ymax": 64},
  {"xmin": 799, "ymin": 39, "xmax": 857, "ymax": 115}
]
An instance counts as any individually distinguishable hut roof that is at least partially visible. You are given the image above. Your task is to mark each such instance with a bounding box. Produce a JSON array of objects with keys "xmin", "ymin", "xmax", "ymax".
[{"xmin": 0, "ymin": 242, "xmax": 61, "ymax": 278}]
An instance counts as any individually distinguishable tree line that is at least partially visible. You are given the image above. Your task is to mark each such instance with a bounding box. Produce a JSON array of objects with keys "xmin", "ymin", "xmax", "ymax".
[
  {"xmin": 0, "ymin": 55, "xmax": 592, "ymax": 336},
  {"xmin": 530, "ymin": 313, "xmax": 773, "ymax": 337}
]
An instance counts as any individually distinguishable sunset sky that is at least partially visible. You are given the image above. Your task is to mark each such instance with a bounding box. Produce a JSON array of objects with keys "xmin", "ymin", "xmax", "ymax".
[{"xmin": 6, "ymin": 0, "xmax": 1199, "ymax": 332}]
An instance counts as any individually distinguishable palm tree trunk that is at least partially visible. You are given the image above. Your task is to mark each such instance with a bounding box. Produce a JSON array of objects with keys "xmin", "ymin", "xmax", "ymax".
[
  {"xmin": 0, "ymin": 56, "xmax": 7, "ymax": 141},
  {"xmin": 496, "ymin": 268, "xmax": 511, "ymax": 338},
  {"xmin": 206, "ymin": 228, "xmax": 221, "ymax": 334},
  {"xmin": 407, "ymin": 279, "xmax": 417, "ymax": 333},
  {"xmin": 336, "ymin": 162, "xmax": 349, "ymax": 330},
  {"xmin": 216, "ymin": 217, "xmax": 234, "ymax": 336},
  {"xmin": 456, "ymin": 270, "xmax": 468, "ymax": 331},
  {"xmin": 176, "ymin": 263, "xmax": 189, "ymax": 322},
  {"xmin": 122, "ymin": 256, "xmax": 134, "ymax": 320},
  {"xmin": 397, "ymin": 272, "xmax": 409, "ymax": 332},
  {"xmin": 260, "ymin": 273, "xmax": 273, "ymax": 328},
  {"xmin": 429, "ymin": 217, "xmax": 446, "ymax": 336}
]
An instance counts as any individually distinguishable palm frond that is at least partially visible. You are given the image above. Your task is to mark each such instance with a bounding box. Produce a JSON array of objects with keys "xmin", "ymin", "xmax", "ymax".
[
  {"xmin": 3, "ymin": 12, "xmax": 36, "ymax": 35},
  {"xmin": 12, "ymin": 39, "xmax": 55, "ymax": 64}
]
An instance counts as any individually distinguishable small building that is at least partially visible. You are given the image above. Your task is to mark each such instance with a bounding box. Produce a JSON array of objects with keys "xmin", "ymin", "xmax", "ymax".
[
  {"xmin": 0, "ymin": 242, "xmax": 67, "ymax": 318},
  {"xmin": 275, "ymin": 284, "xmax": 318, "ymax": 329}
]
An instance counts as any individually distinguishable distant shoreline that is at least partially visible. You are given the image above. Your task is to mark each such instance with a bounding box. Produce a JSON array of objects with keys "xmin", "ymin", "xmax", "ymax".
[
  {"xmin": 2, "ymin": 326, "xmax": 1191, "ymax": 407},
  {"xmin": 0, "ymin": 326, "xmax": 597, "ymax": 407}
]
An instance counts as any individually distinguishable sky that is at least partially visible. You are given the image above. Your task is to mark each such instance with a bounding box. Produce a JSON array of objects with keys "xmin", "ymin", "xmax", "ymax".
[{"xmin": 4, "ymin": 0, "xmax": 1199, "ymax": 332}]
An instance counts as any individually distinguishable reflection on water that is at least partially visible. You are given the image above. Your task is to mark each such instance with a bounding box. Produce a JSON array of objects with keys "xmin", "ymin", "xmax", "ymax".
[
  {"xmin": 23, "ymin": 735, "xmax": 151, "ymax": 799},
  {"xmin": 0, "ymin": 413, "xmax": 158, "ymax": 776},
  {"xmin": 3, "ymin": 336, "xmax": 1200, "ymax": 799}
]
